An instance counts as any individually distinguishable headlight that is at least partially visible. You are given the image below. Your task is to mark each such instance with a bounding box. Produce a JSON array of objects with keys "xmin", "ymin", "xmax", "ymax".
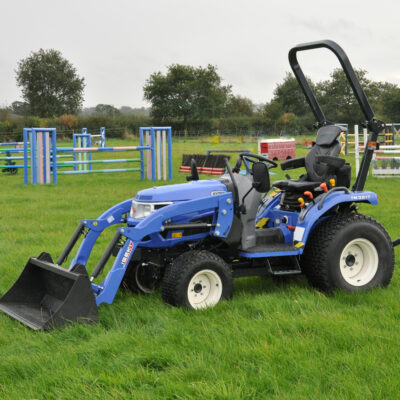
[{"xmin": 130, "ymin": 201, "xmax": 172, "ymax": 219}]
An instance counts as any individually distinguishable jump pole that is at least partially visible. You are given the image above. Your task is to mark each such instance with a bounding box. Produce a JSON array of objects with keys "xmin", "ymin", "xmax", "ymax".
[
  {"xmin": 89, "ymin": 127, "xmax": 106, "ymax": 148},
  {"xmin": 139, "ymin": 128, "xmax": 145, "ymax": 180},
  {"xmin": 156, "ymin": 129, "xmax": 161, "ymax": 180},
  {"xmin": 73, "ymin": 129, "xmax": 92, "ymax": 172},
  {"xmin": 0, "ymin": 142, "xmax": 24, "ymax": 146},
  {"xmin": 23, "ymin": 128, "xmax": 30, "ymax": 184},
  {"xmin": 73, "ymin": 133, "xmax": 77, "ymax": 171},
  {"xmin": 37, "ymin": 133, "xmax": 44, "ymax": 184},
  {"xmin": 100, "ymin": 127, "xmax": 106, "ymax": 147},
  {"xmin": 355, "ymin": 125, "xmax": 359, "ymax": 176},
  {"xmin": 151, "ymin": 128, "xmax": 156, "ymax": 181},
  {"xmin": 31, "ymin": 130, "xmax": 37, "ymax": 184},
  {"xmin": 146, "ymin": 126, "xmax": 172, "ymax": 181},
  {"xmin": 167, "ymin": 127, "xmax": 173, "ymax": 180},
  {"xmin": 162, "ymin": 130, "xmax": 167, "ymax": 181},
  {"xmin": 23, "ymin": 128, "xmax": 56, "ymax": 184},
  {"xmin": 45, "ymin": 132, "xmax": 51, "ymax": 183}
]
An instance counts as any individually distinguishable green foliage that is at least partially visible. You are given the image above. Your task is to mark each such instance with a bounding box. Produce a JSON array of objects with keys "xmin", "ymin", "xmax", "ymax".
[
  {"xmin": 216, "ymin": 116, "xmax": 265, "ymax": 135},
  {"xmin": 262, "ymin": 100, "xmax": 284, "ymax": 131},
  {"xmin": 9, "ymin": 101, "xmax": 30, "ymax": 116},
  {"xmin": 382, "ymin": 86, "xmax": 400, "ymax": 122},
  {"xmin": 144, "ymin": 64, "xmax": 231, "ymax": 131},
  {"xmin": 224, "ymin": 95, "xmax": 254, "ymax": 117},
  {"xmin": 0, "ymin": 110, "xmax": 152, "ymax": 141},
  {"xmin": 75, "ymin": 114, "xmax": 151, "ymax": 138},
  {"xmin": 316, "ymin": 69, "xmax": 390, "ymax": 125},
  {"xmin": 59, "ymin": 114, "xmax": 78, "ymax": 130},
  {"xmin": 3, "ymin": 57, "xmax": 400, "ymax": 139},
  {"xmin": 273, "ymin": 72, "xmax": 311, "ymax": 116},
  {"xmin": 16, "ymin": 49, "xmax": 85, "ymax": 118},
  {"xmin": 276, "ymin": 113, "xmax": 299, "ymax": 134},
  {"xmin": 94, "ymin": 104, "xmax": 121, "ymax": 117},
  {"xmin": 262, "ymin": 69, "xmax": 400, "ymax": 133}
]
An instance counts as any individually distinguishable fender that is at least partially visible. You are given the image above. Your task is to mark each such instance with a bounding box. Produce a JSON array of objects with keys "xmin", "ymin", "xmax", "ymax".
[{"xmin": 293, "ymin": 190, "xmax": 378, "ymax": 251}]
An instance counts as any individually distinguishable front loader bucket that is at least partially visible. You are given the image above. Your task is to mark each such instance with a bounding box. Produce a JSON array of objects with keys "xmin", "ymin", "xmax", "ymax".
[{"xmin": 0, "ymin": 253, "xmax": 98, "ymax": 330}]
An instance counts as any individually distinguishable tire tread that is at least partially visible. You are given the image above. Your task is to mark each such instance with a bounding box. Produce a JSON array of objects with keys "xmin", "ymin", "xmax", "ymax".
[
  {"xmin": 301, "ymin": 212, "xmax": 394, "ymax": 291},
  {"xmin": 162, "ymin": 250, "xmax": 232, "ymax": 307}
]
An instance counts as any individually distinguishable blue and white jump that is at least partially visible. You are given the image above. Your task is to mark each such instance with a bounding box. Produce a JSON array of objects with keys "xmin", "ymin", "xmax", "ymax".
[{"xmin": 21, "ymin": 127, "xmax": 173, "ymax": 184}]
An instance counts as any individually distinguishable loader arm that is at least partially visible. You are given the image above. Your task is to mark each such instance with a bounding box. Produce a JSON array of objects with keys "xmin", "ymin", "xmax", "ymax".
[{"xmin": 65, "ymin": 198, "xmax": 133, "ymax": 269}]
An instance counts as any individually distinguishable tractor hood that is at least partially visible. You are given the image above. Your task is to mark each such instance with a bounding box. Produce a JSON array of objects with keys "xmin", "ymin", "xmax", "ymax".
[{"xmin": 135, "ymin": 179, "xmax": 228, "ymax": 202}]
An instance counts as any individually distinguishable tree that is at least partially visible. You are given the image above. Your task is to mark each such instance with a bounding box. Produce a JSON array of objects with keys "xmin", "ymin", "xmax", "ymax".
[
  {"xmin": 143, "ymin": 64, "xmax": 231, "ymax": 132},
  {"xmin": 9, "ymin": 101, "xmax": 30, "ymax": 116},
  {"xmin": 262, "ymin": 69, "xmax": 399, "ymax": 132},
  {"xmin": 273, "ymin": 73, "xmax": 312, "ymax": 117},
  {"xmin": 16, "ymin": 49, "xmax": 85, "ymax": 117},
  {"xmin": 59, "ymin": 114, "xmax": 78, "ymax": 130},
  {"xmin": 224, "ymin": 95, "xmax": 254, "ymax": 117},
  {"xmin": 94, "ymin": 104, "xmax": 120, "ymax": 117},
  {"xmin": 316, "ymin": 69, "xmax": 395, "ymax": 125},
  {"xmin": 276, "ymin": 113, "xmax": 298, "ymax": 135},
  {"xmin": 262, "ymin": 73, "xmax": 316, "ymax": 131},
  {"xmin": 262, "ymin": 99, "xmax": 284, "ymax": 130},
  {"xmin": 381, "ymin": 86, "xmax": 400, "ymax": 122}
]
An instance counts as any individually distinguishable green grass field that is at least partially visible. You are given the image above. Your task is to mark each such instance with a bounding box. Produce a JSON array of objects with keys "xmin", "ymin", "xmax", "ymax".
[{"xmin": 0, "ymin": 136, "xmax": 399, "ymax": 399}]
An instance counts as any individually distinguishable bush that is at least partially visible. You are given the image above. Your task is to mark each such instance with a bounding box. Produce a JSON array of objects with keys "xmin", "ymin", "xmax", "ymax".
[{"xmin": 0, "ymin": 110, "xmax": 291, "ymax": 141}]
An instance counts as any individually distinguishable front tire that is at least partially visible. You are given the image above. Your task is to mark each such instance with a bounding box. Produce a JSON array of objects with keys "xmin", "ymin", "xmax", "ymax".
[
  {"xmin": 301, "ymin": 213, "xmax": 394, "ymax": 292},
  {"xmin": 162, "ymin": 250, "xmax": 233, "ymax": 309}
]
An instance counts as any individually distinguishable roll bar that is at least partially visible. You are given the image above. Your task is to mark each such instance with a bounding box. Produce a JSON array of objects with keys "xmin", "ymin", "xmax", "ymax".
[{"xmin": 289, "ymin": 39, "xmax": 385, "ymax": 191}]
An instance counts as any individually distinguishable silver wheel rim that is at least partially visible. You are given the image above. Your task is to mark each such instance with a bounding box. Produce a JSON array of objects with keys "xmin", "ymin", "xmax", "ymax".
[
  {"xmin": 135, "ymin": 264, "xmax": 154, "ymax": 294},
  {"xmin": 339, "ymin": 238, "xmax": 379, "ymax": 286},
  {"xmin": 187, "ymin": 269, "xmax": 222, "ymax": 309}
]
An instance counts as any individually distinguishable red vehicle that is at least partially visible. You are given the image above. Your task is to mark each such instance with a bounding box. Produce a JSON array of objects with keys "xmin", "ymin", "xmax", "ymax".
[{"xmin": 258, "ymin": 138, "xmax": 296, "ymax": 161}]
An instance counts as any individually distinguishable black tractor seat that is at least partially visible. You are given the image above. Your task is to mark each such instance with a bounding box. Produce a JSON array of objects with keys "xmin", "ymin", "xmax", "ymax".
[
  {"xmin": 273, "ymin": 179, "xmax": 322, "ymax": 192},
  {"xmin": 272, "ymin": 125, "xmax": 351, "ymax": 211}
]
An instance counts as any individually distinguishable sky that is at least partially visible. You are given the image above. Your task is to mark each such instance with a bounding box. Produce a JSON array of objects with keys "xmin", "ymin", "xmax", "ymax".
[{"xmin": 0, "ymin": 0, "xmax": 399, "ymax": 109}]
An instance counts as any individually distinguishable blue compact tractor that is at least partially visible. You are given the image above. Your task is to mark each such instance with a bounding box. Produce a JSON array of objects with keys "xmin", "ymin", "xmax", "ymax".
[{"xmin": 1, "ymin": 40, "xmax": 399, "ymax": 329}]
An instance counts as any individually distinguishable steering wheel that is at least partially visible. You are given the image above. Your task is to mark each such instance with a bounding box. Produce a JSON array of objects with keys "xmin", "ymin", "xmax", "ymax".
[{"xmin": 239, "ymin": 152, "xmax": 277, "ymax": 174}]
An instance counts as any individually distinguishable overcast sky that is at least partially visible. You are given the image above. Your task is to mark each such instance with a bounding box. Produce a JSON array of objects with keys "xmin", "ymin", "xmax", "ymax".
[{"xmin": 0, "ymin": 0, "xmax": 399, "ymax": 109}]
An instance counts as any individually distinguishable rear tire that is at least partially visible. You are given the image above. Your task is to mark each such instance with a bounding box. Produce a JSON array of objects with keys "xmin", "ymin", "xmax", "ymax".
[
  {"xmin": 301, "ymin": 213, "xmax": 394, "ymax": 292},
  {"xmin": 162, "ymin": 250, "xmax": 233, "ymax": 309}
]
